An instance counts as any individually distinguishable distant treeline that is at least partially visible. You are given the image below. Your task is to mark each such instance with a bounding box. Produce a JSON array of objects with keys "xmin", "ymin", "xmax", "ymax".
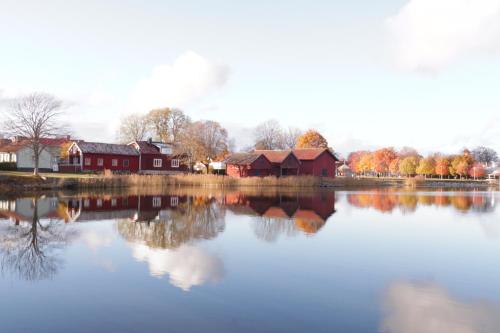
[{"xmin": 347, "ymin": 146, "xmax": 498, "ymax": 179}]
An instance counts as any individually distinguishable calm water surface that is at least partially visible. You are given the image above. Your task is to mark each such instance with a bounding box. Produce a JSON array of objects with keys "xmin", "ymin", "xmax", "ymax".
[{"xmin": 1, "ymin": 189, "xmax": 500, "ymax": 333}]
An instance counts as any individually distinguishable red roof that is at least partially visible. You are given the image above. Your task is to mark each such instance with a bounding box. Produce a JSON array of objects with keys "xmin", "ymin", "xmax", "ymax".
[
  {"xmin": 253, "ymin": 150, "xmax": 296, "ymax": 164},
  {"xmin": 292, "ymin": 148, "xmax": 338, "ymax": 161}
]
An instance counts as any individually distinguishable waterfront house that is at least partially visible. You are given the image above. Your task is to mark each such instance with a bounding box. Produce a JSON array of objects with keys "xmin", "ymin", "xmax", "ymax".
[
  {"xmin": 292, "ymin": 148, "xmax": 339, "ymax": 177},
  {"xmin": 129, "ymin": 140, "xmax": 188, "ymax": 174},
  {"xmin": 0, "ymin": 137, "xmax": 71, "ymax": 172},
  {"xmin": 225, "ymin": 153, "xmax": 273, "ymax": 177},
  {"xmin": 253, "ymin": 150, "xmax": 301, "ymax": 176},
  {"xmin": 63, "ymin": 141, "xmax": 140, "ymax": 173}
]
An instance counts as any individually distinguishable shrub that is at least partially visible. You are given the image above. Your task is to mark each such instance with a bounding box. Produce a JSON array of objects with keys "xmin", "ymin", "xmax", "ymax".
[{"xmin": 0, "ymin": 162, "xmax": 17, "ymax": 171}]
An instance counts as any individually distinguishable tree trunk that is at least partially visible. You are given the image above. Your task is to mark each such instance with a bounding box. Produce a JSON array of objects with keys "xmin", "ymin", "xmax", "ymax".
[{"xmin": 33, "ymin": 148, "xmax": 40, "ymax": 176}]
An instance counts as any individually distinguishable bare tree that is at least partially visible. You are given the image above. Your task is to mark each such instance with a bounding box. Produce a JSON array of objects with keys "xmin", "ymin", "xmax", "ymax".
[
  {"xmin": 194, "ymin": 120, "xmax": 228, "ymax": 168},
  {"xmin": 281, "ymin": 127, "xmax": 303, "ymax": 149},
  {"xmin": 169, "ymin": 109, "xmax": 190, "ymax": 144},
  {"xmin": 177, "ymin": 120, "xmax": 228, "ymax": 170},
  {"xmin": 472, "ymin": 146, "xmax": 498, "ymax": 167},
  {"xmin": 254, "ymin": 119, "xmax": 284, "ymax": 150},
  {"xmin": 118, "ymin": 114, "xmax": 150, "ymax": 143},
  {"xmin": 2, "ymin": 92, "xmax": 66, "ymax": 175}
]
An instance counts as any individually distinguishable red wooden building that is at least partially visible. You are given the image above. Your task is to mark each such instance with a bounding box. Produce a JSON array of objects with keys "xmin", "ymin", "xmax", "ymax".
[
  {"xmin": 292, "ymin": 148, "xmax": 338, "ymax": 177},
  {"xmin": 253, "ymin": 150, "xmax": 301, "ymax": 176},
  {"xmin": 62, "ymin": 140, "xmax": 188, "ymax": 174},
  {"xmin": 225, "ymin": 153, "xmax": 273, "ymax": 177},
  {"xmin": 129, "ymin": 140, "xmax": 189, "ymax": 173},
  {"xmin": 63, "ymin": 142, "xmax": 140, "ymax": 173}
]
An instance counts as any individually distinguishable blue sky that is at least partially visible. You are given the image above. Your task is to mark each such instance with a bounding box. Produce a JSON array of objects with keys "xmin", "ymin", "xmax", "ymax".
[{"xmin": 1, "ymin": 0, "xmax": 499, "ymax": 156}]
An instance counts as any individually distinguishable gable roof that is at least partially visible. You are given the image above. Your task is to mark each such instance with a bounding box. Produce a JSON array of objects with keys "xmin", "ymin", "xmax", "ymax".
[
  {"xmin": 0, "ymin": 138, "xmax": 70, "ymax": 153},
  {"xmin": 225, "ymin": 153, "xmax": 265, "ymax": 165},
  {"xmin": 130, "ymin": 141, "xmax": 161, "ymax": 154},
  {"xmin": 75, "ymin": 142, "xmax": 139, "ymax": 156},
  {"xmin": 253, "ymin": 150, "xmax": 299, "ymax": 164},
  {"xmin": 292, "ymin": 148, "xmax": 339, "ymax": 161}
]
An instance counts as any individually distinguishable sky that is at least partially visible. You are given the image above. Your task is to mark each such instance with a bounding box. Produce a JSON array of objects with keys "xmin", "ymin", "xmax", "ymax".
[{"xmin": 1, "ymin": 0, "xmax": 500, "ymax": 157}]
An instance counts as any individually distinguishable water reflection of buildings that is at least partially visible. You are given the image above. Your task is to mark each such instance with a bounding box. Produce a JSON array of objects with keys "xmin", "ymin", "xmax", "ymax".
[
  {"xmin": 347, "ymin": 191, "xmax": 498, "ymax": 214},
  {"xmin": 0, "ymin": 197, "xmax": 76, "ymax": 281},
  {"xmin": 65, "ymin": 195, "xmax": 187, "ymax": 223},
  {"xmin": 0, "ymin": 196, "xmax": 66, "ymax": 223},
  {"xmin": 223, "ymin": 192, "xmax": 336, "ymax": 241}
]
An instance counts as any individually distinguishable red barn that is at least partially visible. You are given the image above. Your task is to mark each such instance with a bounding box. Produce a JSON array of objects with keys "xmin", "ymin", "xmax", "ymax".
[
  {"xmin": 253, "ymin": 150, "xmax": 301, "ymax": 176},
  {"xmin": 129, "ymin": 140, "xmax": 188, "ymax": 174},
  {"xmin": 65, "ymin": 142, "xmax": 140, "ymax": 173},
  {"xmin": 225, "ymin": 153, "xmax": 272, "ymax": 177},
  {"xmin": 293, "ymin": 148, "xmax": 339, "ymax": 177}
]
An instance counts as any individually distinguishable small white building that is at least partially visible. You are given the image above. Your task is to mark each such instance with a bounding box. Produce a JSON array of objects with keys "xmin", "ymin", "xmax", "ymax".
[{"xmin": 0, "ymin": 137, "xmax": 71, "ymax": 172}]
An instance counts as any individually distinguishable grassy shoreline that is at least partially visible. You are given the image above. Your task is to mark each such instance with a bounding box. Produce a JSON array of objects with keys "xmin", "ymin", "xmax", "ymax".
[{"xmin": 0, "ymin": 171, "xmax": 497, "ymax": 194}]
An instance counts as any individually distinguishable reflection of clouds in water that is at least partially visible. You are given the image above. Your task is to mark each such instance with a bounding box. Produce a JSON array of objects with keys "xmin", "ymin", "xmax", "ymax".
[
  {"xmin": 131, "ymin": 243, "xmax": 224, "ymax": 291},
  {"xmin": 381, "ymin": 281, "xmax": 500, "ymax": 333},
  {"xmin": 79, "ymin": 229, "xmax": 114, "ymax": 251}
]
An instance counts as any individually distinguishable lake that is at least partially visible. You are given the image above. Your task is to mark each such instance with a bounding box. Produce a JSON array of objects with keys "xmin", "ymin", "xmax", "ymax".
[{"xmin": 1, "ymin": 188, "xmax": 499, "ymax": 333}]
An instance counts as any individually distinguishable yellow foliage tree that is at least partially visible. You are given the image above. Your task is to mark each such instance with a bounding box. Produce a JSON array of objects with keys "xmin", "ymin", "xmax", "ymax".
[{"xmin": 295, "ymin": 130, "xmax": 328, "ymax": 149}]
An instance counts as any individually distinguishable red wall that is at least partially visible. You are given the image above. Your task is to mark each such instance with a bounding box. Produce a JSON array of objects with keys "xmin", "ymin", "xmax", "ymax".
[
  {"xmin": 140, "ymin": 154, "xmax": 188, "ymax": 172},
  {"xmin": 226, "ymin": 156, "xmax": 273, "ymax": 177},
  {"xmin": 81, "ymin": 153, "xmax": 140, "ymax": 172},
  {"xmin": 298, "ymin": 151, "xmax": 337, "ymax": 177}
]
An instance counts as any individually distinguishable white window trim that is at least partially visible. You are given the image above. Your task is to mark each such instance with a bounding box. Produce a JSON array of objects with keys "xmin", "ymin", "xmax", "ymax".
[
  {"xmin": 112, "ymin": 159, "xmax": 118, "ymax": 167},
  {"xmin": 97, "ymin": 158, "xmax": 104, "ymax": 166},
  {"xmin": 85, "ymin": 157, "xmax": 91, "ymax": 166},
  {"xmin": 171, "ymin": 159, "xmax": 180, "ymax": 168},
  {"xmin": 152, "ymin": 196, "xmax": 161, "ymax": 207},
  {"xmin": 153, "ymin": 158, "xmax": 162, "ymax": 168}
]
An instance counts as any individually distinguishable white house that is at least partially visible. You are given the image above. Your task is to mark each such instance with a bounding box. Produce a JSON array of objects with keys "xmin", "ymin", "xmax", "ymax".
[{"xmin": 0, "ymin": 137, "xmax": 71, "ymax": 172}]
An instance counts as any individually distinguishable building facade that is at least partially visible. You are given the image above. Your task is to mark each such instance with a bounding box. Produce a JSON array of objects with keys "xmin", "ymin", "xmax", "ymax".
[{"xmin": 225, "ymin": 153, "xmax": 273, "ymax": 177}]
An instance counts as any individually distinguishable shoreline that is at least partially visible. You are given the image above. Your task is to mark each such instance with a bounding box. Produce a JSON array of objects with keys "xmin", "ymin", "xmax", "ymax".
[{"xmin": 0, "ymin": 172, "xmax": 497, "ymax": 194}]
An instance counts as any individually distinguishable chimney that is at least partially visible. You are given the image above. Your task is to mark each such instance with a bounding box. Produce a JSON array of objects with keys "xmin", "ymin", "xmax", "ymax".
[{"xmin": 148, "ymin": 137, "xmax": 152, "ymax": 144}]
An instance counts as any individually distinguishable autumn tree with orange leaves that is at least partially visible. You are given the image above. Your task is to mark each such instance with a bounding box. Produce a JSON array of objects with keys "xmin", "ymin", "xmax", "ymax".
[{"xmin": 295, "ymin": 130, "xmax": 328, "ymax": 149}]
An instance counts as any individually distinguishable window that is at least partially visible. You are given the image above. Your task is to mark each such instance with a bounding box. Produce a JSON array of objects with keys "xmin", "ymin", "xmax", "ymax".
[
  {"xmin": 84, "ymin": 199, "xmax": 90, "ymax": 208},
  {"xmin": 153, "ymin": 159, "xmax": 162, "ymax": 168},
  {"xmin": 322, "ymin": 168, "xmax": 328, "ymax": 177},
  {"xmin": 170, "ymin": 196, "xmax": 179, "ymax": 207},
  {"xmin": 152, "ymin": 197, "xmax": 161, "ymax": 208},
  {"xmin": 171, "ymin": 159, "xmax": 180, "ymax": 168},
  {"xmin": 85, "ymin": 158, "xmax": 91, "ymax": 166},
  {"xmin": 112, "ymin": 159, "xmax": 118, "ymax": 167},
  {"xmin": 97, "ymin": 158, "xmax": 104, "ymax": 166},
  {"xmin": 96, "ymin": 199, "xmax": 103, "ymax": 208},
  {"xmin": 111, "ymin": 198, "xmax": 117, "ymax": 207},
  {"xmin": 123, "ymin": 159, "xmax": 129, "ymax": 168}
]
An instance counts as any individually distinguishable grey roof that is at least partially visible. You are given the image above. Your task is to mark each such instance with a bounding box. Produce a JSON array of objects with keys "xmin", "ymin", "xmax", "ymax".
[
  {"xmin": 76, "ymin": 142, "xmax": 139, "ymax": 156},
  {"xmin": 225, "ymin": 153, "xmax": 263, "ymax": 165}
]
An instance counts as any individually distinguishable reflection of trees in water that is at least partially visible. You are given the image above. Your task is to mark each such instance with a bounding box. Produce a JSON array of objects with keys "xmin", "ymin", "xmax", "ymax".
[
  {"xmin": 252, "ymin": 217, "xmax": 298, "ymax": 242},
  {"xmin": 116, "ymin": 197, "xmax": 225, "ymax": 249},
  {"xmin": 347, "ymin": 191, "xmax": 497, "ymax": 214},
  {"xmin": 0, "ymin": 199, "xmax": 76, "ymax": 281}
]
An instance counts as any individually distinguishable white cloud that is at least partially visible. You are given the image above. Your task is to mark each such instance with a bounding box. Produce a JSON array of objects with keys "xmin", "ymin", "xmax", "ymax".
[
  {"xmin": 381, "ymin": 281, "xmax": 500, "ymax": 333},
  {"xmin": 79, "ymin": 229, "xmax": 114, "ymax": 251},
  {"xmin": 387, "ymin": 0, "xmax": 500, "ymax": 72},
  {"xmin": 130, "ymin": 51, "xmax": 229, "ymax": 112},
  {"xmin": 131, "ymin": 243, "xmax": 224, "ymax": 291}
]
